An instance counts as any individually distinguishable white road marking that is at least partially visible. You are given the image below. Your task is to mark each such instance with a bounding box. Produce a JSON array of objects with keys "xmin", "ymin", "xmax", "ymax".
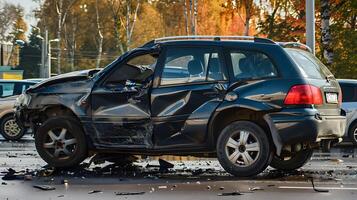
[{"xmin": 279, "ymin": 186, "xmax": 357, "ymax": 190}]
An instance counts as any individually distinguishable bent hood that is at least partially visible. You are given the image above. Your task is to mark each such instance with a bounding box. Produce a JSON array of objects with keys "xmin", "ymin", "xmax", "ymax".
[
  {"xmin": 27, "ymin": 68, "xmax": 102, "ymax": 93},
  {"xmin": 28, "ymin": 68, "xmax": 102, "ymax": 91}
]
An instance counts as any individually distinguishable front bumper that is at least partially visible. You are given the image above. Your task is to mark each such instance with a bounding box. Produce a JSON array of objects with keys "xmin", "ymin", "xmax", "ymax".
[
  {"xmin": 14, "ymin": 106, "xmax": 30, "ymax": 129},
  {"xmin": 269, "ymin": 109, "xmax": 346, "ymax": 145}
]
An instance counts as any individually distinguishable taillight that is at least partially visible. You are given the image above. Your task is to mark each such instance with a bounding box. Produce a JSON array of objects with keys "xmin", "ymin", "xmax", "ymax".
[
  {"xmin": 338, "ymin": 88, "xmax": 342, "ymax": 104},
  {"xmin": 284, "ymin": 84, "xmax": 323, "ymax": 105}
]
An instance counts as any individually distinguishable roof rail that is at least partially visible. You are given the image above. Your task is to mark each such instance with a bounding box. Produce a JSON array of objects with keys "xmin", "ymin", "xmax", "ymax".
[
  {"xmin": 153, "ymin": 35, "xmax": 275, "ymax": 44},
  {"xmin": 277, "ymin": 42, "xmax": 312, "ymax": 52}
]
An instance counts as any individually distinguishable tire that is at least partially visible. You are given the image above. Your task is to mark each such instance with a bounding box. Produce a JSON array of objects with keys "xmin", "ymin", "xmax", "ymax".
[
  {"xmin": 35, "ymin": 116, "xmax": 88, "ymax": 168},
  {"xmin": 1, "ymin": 115, "xmax": 25, "ymax": 141},
  {"xmin": 348, "ymin": 123, "xmax": 357, "ymax": 145},
  {"xmin": 269, "ymin": 145, "xmax": 313, "ymax": 171},
  {"xmin": 216, "ymin": 121, "xmax": 272, "ymax": 177}
]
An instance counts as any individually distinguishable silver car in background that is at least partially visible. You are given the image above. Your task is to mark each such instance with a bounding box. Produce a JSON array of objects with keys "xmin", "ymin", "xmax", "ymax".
[
  {"xmin": 339, "ymin": 79, "xmax": 357, "ymax": 145},
  {"xmin": 0, "ymin": 80, "xmax": 41, "ymax": 140}
]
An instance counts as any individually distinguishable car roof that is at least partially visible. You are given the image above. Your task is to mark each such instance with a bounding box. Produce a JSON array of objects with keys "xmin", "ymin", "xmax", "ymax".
[
  {"xmin": 0, "ymin": 79, "xmax": 38, "ymax": 84},
  {"xmin": 337, "ymin": 79, "xmax": 357, "ymax": 85}
]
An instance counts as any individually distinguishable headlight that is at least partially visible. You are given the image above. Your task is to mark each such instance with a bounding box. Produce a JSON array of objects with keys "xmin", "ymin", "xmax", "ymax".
[{"xmin": 15, "ymin": 93, "xmax": 30, "ymax": 107}]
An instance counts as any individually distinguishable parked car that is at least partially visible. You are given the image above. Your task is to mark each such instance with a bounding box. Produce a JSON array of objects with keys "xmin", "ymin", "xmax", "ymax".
[
  {"xmin": 15, "ymin": 36, "xmax": 345, "ymax": 177},
  {"xmin": 0, "ymin": 79, "xmax": 42, "ymax": 140},
  {"xmin": 338, "ymin": 79, "xmax": 357, "ymax": 145}
]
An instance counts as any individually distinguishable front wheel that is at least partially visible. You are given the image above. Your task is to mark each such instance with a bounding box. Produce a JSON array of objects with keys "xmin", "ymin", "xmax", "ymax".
[
  {"xmin": 1, "ymin": 115, "xmax": 25, "ymax": 141},
  {"xmin": 35, "ymin": 116, "xmax": 88, "ymax": 168},
  {"xmin": 269, "ymin": 144, "xmax": 313, "ymax": 171},
  {"xmin": 216, "ymin": 121, "xmax": 272, "ymax": 177}
]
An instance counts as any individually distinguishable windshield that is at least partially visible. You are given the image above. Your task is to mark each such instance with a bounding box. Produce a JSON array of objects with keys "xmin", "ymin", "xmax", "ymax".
[{"xmin": 286, "ymin": 48, "xmax": 334, "ymax": 79}]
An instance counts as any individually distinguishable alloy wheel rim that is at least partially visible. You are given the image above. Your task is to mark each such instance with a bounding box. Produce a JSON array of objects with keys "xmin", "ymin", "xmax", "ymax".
[
  {"xmin": 225, "ymin": 130, "xmax": 260, "ymax": 167},
  {"xmin": 43, "ymin": 128, "xmax": 77, "ymax": 159},
  {"xmin": 3, "ymin": 119, "xmax": 21, "ymax": 137},
  {"xmin": 353, "ymin": 128, "xmax": 357, "ymax": 143}
]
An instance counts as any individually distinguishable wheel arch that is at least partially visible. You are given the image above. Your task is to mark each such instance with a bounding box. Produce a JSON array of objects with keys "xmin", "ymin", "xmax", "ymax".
[
  {"xmin": 0, "ymin": 112, "xmax": 15, "ymax": 123},
  {"xmin": 348, "ymin": 119, "xmax": 357, "ymax": 133},
  {"xmin": 208, "ymin": 105, "xmax": 281, "ymax": 154}
]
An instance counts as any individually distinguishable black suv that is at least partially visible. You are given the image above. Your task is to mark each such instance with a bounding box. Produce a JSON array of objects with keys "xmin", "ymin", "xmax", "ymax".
[{"xmin": 15, "ymin": 36, "xmax": 345, "ymax": 177}]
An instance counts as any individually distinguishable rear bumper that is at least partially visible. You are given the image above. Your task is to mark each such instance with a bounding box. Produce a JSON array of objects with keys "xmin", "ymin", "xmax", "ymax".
[{"xmin": 269, "ymin": 109, "xmax": 346, "ymax": 145}]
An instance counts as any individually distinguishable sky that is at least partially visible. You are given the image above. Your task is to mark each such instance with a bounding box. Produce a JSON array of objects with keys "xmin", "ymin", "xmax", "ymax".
[{"xmin": 4, "ymin": 0, "xmax": 40, "ymax": 34}]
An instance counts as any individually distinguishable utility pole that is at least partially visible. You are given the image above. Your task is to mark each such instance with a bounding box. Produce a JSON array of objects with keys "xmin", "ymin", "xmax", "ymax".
[
  {"xmin": 306, "ymin": 0, "xmax": 315, "ymax": 55},
  {"xmin": 44, "ymin": 30, "xmax": 49, "ymax": 78},
  {"xmin": 0, "ymin": 43, "xmax": 3, "ymax": 66}
]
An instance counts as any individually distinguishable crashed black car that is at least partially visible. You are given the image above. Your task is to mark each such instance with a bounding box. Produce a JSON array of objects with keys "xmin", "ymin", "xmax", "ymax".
[{"xmin": 15, "ymin": 36, "xmax": 346, "ymax": 177}]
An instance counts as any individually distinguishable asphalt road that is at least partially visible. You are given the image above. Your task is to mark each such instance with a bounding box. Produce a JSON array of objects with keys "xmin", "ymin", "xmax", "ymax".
[{"xmin": 0, "ymin": 135, "xmax": 357, "ymax": 200}]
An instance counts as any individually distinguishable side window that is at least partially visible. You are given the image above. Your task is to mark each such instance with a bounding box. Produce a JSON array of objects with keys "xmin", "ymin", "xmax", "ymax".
[
  {"xmin": 105, "ymin": 53, "xmax": 158, "ymax": 86},
  {"xmin": 0, "ymin": 83, "xmax": 15, "ymax": 97},
  {"xmin": 341, "ymin": 85, "xmax": 357, "ymax": 102},
  {"xmin": 230, "ymin": 50, "xmax": 277, "ymax": 80},
  {"xmin": 160, "ymin": 47, "xmax": 226, "ymax": 85}
]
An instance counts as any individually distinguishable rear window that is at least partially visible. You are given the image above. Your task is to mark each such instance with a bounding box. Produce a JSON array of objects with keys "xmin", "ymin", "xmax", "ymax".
[
  {"xmin": 229, "ymin": 50, "xmax": 277, "ymax": 80},
  {"xmin": 286, "ymin": 48, "xmax": 334, "ymax": 79},
  {"xmin": 340, "ymin": 84, "xmax": 357, "ymax": 102}
]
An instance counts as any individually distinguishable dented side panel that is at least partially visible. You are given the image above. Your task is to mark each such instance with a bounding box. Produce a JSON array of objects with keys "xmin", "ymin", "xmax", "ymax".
[
  {"xmin": 151, "ymin": 83, "xmax": 227, "ymax": 148},
  {"xmin": 90, "ymin": 85, "xmax": 152, "ymax": 148}
]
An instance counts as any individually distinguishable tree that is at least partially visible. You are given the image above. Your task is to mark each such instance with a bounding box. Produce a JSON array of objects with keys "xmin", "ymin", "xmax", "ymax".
[
  {"xmin": 6, "ymin": 5, "xmax": 27, "ymax": 66},
  {"xmin": 55, "ymin": 0, "xmax": 77, "ymax": 74},
  {"xmin": 321, "ymin": 0, "xmax": 333, "ymax": 64},
  {"xmin": 257, "ymin": 0, "xmax": 305, "ymax": 41},
  {"xmin": 0, "ymin": 2, "xmax": 24, "ymax": 42},
  {"xmin": 327, "ymin": 0, "xmax": 357, "ymax": 78},
  {"xmin": 16, "ymin": 28, "xmax": 42, "ymax": 78},
  {"xmin": 95, "ymin": 0, "xmax": 103, "ymax": 68}
]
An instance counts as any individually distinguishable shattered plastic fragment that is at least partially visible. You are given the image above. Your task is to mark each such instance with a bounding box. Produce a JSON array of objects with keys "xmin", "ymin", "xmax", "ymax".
[
  {"xmin": 310, "ymin": 178, "xmax": 329, "ymax": 193},
  {"xmin": 88, "ymin": 190, "xmax": 103, "ymax": 194},
  {"xmin": 249, "ymin": 187, "xmax": 264, "ymax": 191},
  {"xmin": 115, "ymin": 191, "xmax": 145, "ymax": 196},
  {"xmin": 218, "ymin": 191, "xmax": 243, "ymax": 196},
  {"xmin": 33, "ymin": 185, "xmax": 56, "ymax": 191}
]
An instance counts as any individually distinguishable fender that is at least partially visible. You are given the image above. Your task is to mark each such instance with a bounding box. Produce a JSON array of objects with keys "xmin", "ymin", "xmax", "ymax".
[{"xmin": 208, "ymin": 98, "xmax": 283, "ymax": 155}]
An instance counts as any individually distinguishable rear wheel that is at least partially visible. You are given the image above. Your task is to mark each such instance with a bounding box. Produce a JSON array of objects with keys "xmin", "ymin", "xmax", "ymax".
[
  {"xmin": 35, "ymin": 116, "xmax": 88, "ymax": 168},
  {"xmin": 216, "ymin": 121, "xmax": 272, "ymax": 177},
  {"xmin": 348, "ymin": 123, "xmax": 357, "ymax": 145},
  {"xmin": 1, "ymin": 115, "xmax": 25, "ymax": 141},
  {"xmin": 269, "ymin": 144, "xmax": 313, "ymax": 171}
]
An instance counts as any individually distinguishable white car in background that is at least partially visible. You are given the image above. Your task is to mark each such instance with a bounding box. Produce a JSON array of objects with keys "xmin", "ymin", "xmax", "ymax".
[
  {"xmin": 0, "ymin": 79, "xmax": 42, "ymax": 140},
  {"xmin": 339, "ymin": 79, "xmax": 357, "ymax": 145}
]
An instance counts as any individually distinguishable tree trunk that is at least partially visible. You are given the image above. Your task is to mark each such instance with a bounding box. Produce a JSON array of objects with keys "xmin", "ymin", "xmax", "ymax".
[
  {"xmin": 184, "ymin": 0, "xmax": 189, "ymax": 35},
  {"xmin": 321, "ymin": 0, "xmax": 333, "ymax": 64},
  {"xmin": 193, "ymin": 0, "xmax": 197, "ymax": 35},
  {"xmin": 244, "ymin": 17, "xmax": 250, "ymax": 36},
  {"xmin": 95, "ymin": 0, "xmax": 103, "ymax": 69},
  {"xmin": 57, "ymin": 0, "xmax": 62, "ymax": 74},
  {"xmin": 69, "ymin": 16, "xmax": 76, "ymax": 71},
  {"xmin": 126, "ymin": 1, "xmax": 130, "ymax": 50}
]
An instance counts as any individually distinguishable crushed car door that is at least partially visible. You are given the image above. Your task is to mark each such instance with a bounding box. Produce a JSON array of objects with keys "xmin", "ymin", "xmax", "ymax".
[
  {"xmin": 151, "ymin": 46, "xmax": 228, "ymax": 148},
  {"xmin": 91, "ymin": 51, "xmax": 159, "ymax": 148}
]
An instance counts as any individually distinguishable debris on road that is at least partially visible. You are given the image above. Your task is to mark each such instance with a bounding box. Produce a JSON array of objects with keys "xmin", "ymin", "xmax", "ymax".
[
  {"xmin": 115, "ymin": 191, "xmax": 145, "ymax": 196},
  {"xmin": 2, "ymin": 168, "xmax": 27, "ymax": 180},
  {"xmin": 310, "ymin": 178, "xmax": 329, "ymax": 193},
  {"xmin": 33, "ymin": 185, "xmax": 56, "ymax": 191},
  {"xmin": 249, "ymin": 187, "xmax": 264, "ymax": 191},
  {"xmin": 88, "ymin": 190, "xmax": 103, "ymax": 194},
  {"xmin": 218, "ymin": 191, "xmax": 243, "ymax": 196}
]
